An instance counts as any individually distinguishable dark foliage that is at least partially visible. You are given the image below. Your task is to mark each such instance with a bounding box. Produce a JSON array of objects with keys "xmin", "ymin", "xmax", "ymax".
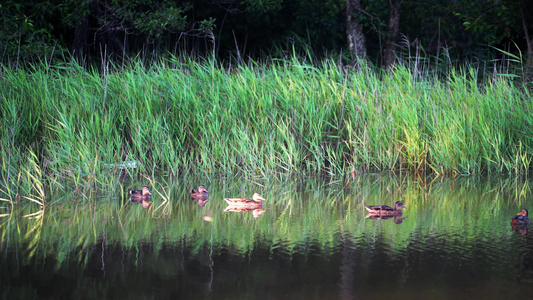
[{"xmin": 0, "ymin": 0, "xmax": 531, "ymax": 67}]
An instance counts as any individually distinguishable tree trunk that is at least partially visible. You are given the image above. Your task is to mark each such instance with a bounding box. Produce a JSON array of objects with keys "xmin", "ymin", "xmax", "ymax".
[
  {"xmin": 345, "ymin": 0, "xmax": 367, "ymax": 66},
  {"xmin": 383, "ymin": 0, "xmax": 402, "ymax": 71},
  {"xmin": 72, "ymin": 15, "xmax": 89, "ymax": 64},
  {"xmin": 520, "ymin": 2, "xmax": 533, "ymax": 80}
]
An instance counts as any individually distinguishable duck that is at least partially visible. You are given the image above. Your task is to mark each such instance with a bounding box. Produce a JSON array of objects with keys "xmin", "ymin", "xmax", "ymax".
[
  {"xmin": 364, "ymin": 201, "xmax": 407, "ymax": 215},
  {"xmin": 130, "ymin": 186, "xmax": 152, "ymax": 203},
  {"xmin": 511, "ymin": 209, "xmax": 530, "ymax": 226},
  {"xmin": 224, "ymin": 193, "xmax": 265, "ymax": 210},
  {"xmin": 190, "ymin": 185, "xmax": 210, "ymax": 200}
]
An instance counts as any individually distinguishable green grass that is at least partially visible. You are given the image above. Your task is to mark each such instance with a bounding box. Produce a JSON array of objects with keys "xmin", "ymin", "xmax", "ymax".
[{"xmin": 1, "ymin": 57, "xmax": 533, "ymax": 196}]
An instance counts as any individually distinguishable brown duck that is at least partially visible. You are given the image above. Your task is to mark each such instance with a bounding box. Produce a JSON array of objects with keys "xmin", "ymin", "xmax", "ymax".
[
  {"xmin": 130, "ymin": 186, "xmax": 152, "ymax": 208},
  {"xmin": 511, "ymin": 209, "xmax": 530, "ymax": 226},
  {"xmin": 364, "ymin": 201, "xmax": 407, "ymax": 215},
  {"xmin": 130, "ymin": 186, "xmax": 151, "ymax": 201},
  {"xmin": 190, "ymin": 185, "xmax": 209, "ymax": 200},
  {"xmin": 224, "ymin": 193, "xmax": 265, "ymax": 210},
  {"xmin": 511, "ymin": 209, "xmax": 530, "ymax": 235}
]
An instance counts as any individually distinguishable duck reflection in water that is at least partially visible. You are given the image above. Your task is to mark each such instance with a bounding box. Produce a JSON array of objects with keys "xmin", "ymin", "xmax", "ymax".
[
  {"xmin": 365, "ymin": 214, "xmax": 407, "ymax": 224},
  {"xmin": 193, "ymin": 198, "xmax": 209, "ymax": 207},
  {"xmin": 224, "ymin": 206, "xmax": 266, "ymax": 218},
  {"xmin": 129, "ymin": 186, "xmax": 152, "ymax": 209},
  {"xmin": 190, "ymin": 185, "xmax": 210, "ymax": 207},
  {"xmin": 223, "ymin": 193, "xmax": 266, "ymax": 218},
  {"xmin": 511, "ymin": 209, "xmax": 530, "ymax": 235}
]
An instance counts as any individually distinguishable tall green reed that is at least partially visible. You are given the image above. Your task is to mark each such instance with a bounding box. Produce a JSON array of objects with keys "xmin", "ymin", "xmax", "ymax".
[{"xmin": 1, "ymin": 56, "xmax": 532, "ymax": 200}]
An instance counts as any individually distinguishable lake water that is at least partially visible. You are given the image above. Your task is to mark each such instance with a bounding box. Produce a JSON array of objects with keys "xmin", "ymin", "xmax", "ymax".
[{"xmin": 1, "ymin": 174, "xmax": 533, "ymax": 299}]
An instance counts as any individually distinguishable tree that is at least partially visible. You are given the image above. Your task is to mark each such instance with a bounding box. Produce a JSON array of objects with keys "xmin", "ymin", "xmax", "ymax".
[
  {"xmin": 382, "ymin": 0, "xmax": 402, "ymax": 70},
  {"xmin": 453, "ymin": 0, "xmax": 532, "ymax": 77},
  {"xmin": 519, "ymin": 1, "xmax": 533, "ymax": 78},
  {"xmin": 1, "ymin": 0, "xmax": 532, "ymax": 72},
  {"xmin": 0, "ymin": 1, "xmax": 65, "ymax": 65},
  {"xmin": 64, "ymin": 0, "xmax": 190, "ymax": 63},
  {"xmin": 345, "ymin": 0, "xmax": 367, "ymax": 65}
]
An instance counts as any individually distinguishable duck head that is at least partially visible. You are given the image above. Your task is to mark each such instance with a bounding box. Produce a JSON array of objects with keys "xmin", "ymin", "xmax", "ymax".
[
  {"xmin": 394, "ymin": 201, "xmax": 407, "ymax": 210},
  {"xmin": 197, "ymin": 185, "xmax": 209, "ymax": 193},
  {"xmin": 141, "ymin": 186, "xmax": 152, "ymax": 196},
  {"xmin": 252, "ymin": 193, "xmax": 266, "ymax": 202},
  {"xmin": 517, "ymin": 209, "xmax": 529, "ymax": 217}
]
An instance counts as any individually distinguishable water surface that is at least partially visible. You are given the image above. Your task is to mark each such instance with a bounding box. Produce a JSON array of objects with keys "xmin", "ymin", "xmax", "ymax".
[{"xmin": 1, "ymin": 175, "xmax": 533, "ymax": 299}]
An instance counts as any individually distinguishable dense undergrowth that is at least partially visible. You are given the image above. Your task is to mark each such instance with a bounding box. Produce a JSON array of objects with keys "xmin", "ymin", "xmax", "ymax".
[{"xmin": 1, "ymin": 56, "xmax": 532, "ymax": 197}]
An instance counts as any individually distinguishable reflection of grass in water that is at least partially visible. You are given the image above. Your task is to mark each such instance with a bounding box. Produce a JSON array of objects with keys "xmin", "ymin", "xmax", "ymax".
[{"xmin": 1, "ymin": 175, "xmax": 531, "ymax": 267}]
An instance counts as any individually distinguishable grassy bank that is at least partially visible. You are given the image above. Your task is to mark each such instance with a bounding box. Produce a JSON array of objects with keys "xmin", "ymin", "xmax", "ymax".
[{"xmin": 1, "ymin": 57, "xmax": 533, "ymax": 195}]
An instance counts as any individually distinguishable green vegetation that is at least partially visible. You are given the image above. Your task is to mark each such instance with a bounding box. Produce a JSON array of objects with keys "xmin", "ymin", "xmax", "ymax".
[{"xmin": 1, "ymin": 57, "xmax": 533, "ymax": 199}]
